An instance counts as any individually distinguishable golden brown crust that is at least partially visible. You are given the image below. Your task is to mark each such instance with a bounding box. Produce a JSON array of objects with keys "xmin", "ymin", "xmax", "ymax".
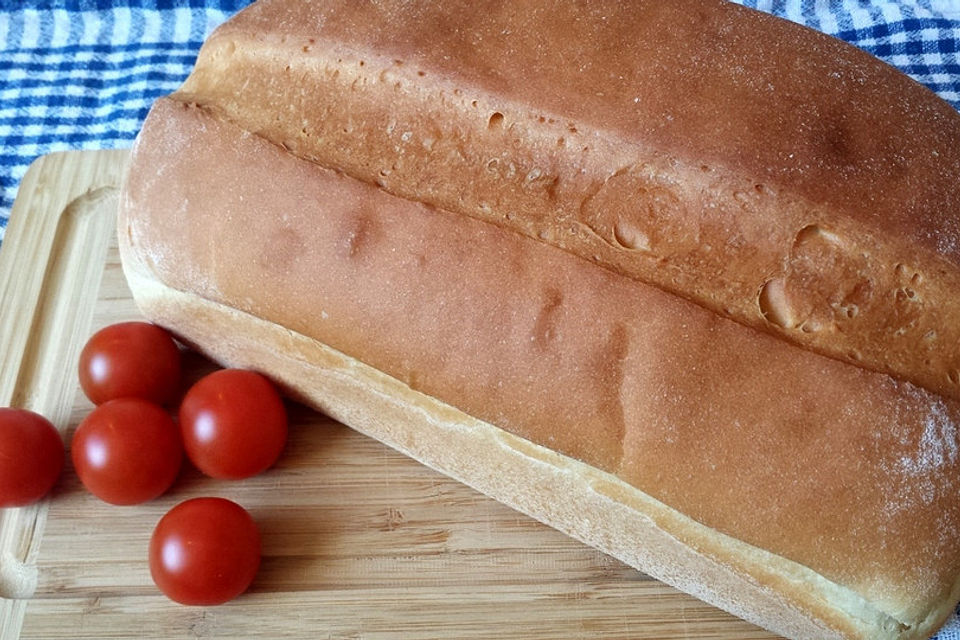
[
  {"xmin": 119, "ymin": 98, "xmax": 960, "ymax": 638},
  {"xmin": 175, "ymin": 0, "xmax": 960, "ymax": 402}
]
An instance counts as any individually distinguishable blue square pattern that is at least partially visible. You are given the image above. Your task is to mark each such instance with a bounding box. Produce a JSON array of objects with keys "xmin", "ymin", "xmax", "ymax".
[
  {"xmin": 0, "ymin": 1, "xmax": 959, "ymax": 637},
  {"xmin": 0, "ymin": 1, "xmax": 254, "ymax": 236}
]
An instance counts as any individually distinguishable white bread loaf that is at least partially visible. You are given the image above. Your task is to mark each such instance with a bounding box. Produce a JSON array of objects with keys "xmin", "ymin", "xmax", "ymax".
[
  {"xmin": 118, "ymin": 2, "xmax": 960, "ymax": 639},
  {"xmin": 174, "ymin": 0, "xmax": 960, "ymax": 403}
]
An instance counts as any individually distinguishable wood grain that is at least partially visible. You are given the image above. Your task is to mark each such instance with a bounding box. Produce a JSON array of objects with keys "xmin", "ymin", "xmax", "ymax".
[{"xmin": 0, "ymin": 150, "xmax": 782, "ymax": 639}]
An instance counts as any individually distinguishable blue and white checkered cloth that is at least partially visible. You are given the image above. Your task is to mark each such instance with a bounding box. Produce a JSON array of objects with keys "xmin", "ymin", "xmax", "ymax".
[
  {"xmin": 2, "ymin": 1, "xmax": 960, "ymax": 638},
  {"xmin": 0, "ymin": 0, "xmax": 252, "ymax": 241}
]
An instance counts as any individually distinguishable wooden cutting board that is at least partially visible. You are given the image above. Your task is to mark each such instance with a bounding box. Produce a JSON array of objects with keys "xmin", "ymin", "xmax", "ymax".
[{"xmin": 0, "ymin": 150, "xmax": 782, "ymax": 640}]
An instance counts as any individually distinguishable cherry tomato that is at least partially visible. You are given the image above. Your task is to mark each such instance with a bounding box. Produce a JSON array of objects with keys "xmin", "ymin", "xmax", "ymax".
[
  {"xmin": 78, "ymin": 321, "xmax": 181, "ymax": 406},
  {"xmin": 149, "ymin": 497, "xmax": 261, "ymax": 605},
  {"xmin": 0, "ymin": 409, "xmax": 64, "ymax": 507},
  {"xmin": 71, "ymin": 398, "xmax": 182, "ymax": 505},
  {"xmin": 179, "ymin": 369, "xmax": 287, "ymax": 480}
]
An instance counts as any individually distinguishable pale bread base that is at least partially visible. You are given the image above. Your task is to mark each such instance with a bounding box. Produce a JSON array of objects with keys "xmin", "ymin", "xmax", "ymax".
[{"xmin": 118, "ymin": 215, "xmax": 960, "ymax": 640}]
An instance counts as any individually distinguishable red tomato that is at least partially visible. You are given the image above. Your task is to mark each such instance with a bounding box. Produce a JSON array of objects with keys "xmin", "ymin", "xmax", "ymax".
[
  {"xmin": 0, "ymin": 409, "xmax": 64, "ymax": 507},
  {"xmin": 149, "ymin": 497, "xmax": 261, "ymax": 605},
  {"xmin": 78, "ymin": 322, "xmax": 181, "ymax": 406},
  {"xmin": 179, "ymin": 369, "xmax": 287, "ymax": 480},
  {"xmin": 71, "ymin": 398, "xmax": 182, "ymax": 505}
]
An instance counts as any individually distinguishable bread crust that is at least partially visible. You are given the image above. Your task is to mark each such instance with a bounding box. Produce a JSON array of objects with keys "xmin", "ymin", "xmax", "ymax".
[
  {"xmin": 119, "ymin": 97, "xmax": 960, "ymax": 639},
  {"xmin": 173, "ymin": 0, "xmax": 960, "ymax": 402},
  {"xmin": 118, "ymin": 262, "xmax": 885, "ymax": 640}
]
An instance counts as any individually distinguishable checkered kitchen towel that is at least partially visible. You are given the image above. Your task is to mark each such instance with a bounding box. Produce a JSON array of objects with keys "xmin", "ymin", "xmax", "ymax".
[
  {"xmin": 2, "ymin": 0, "xmax": 960, "ymax": 637},
  {"xmin": 0, "ymin": 0, "xmax": 252, "ymax": 240}
]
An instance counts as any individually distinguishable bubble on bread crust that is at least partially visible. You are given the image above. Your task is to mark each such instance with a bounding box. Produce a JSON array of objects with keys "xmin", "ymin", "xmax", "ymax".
[
  {"xmin": 732, "ymin": 190, "xmax": 753, "ymax": 207},
  {"xmin": 839, "ymin": 303, "xmax": 859, "ymax": 319},
  {"xmin": 894, "ymin": 287, "xmax": 920, "ymax": 303},
  {"xmin": 488, "ymin": 112, "xmax": 504, "ymax": 129},
  {"xmin": 758, "ymin": 278, "xmax": 794, "ymax": 328},
  {"xmin": 613, "ymin": 220, "xmax": 651, "ymax": 252},
  {"xmin": 531, "ymin": 288, "xmax": 563, "ymax": 349},
  {"xmin": 793, "ymin": 224, "xmax": 842, "ymax": 249}
]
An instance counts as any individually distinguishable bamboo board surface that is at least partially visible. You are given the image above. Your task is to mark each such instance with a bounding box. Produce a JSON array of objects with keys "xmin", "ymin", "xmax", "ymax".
[{"xmin": 0, "ymin": 150, "xmax": 782, "ymax": 639}]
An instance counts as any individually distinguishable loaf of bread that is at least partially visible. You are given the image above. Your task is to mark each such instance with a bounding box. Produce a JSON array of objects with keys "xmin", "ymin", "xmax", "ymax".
[
  {"xmin": 173, "ymin": 0, "xmax": 960, "ymax": 403},
  {"xmin": 118, "ymin": 2, "xmax": 960, "ymax": 639}
]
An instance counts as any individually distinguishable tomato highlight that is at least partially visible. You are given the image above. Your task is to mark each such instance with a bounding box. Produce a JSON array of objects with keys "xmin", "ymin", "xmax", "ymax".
[
  {"xmin": 72, "ymin": 398, "xmax": 182, "ymax": 505},
  {"xmin": 149, "ymin": 497, "xmax": 261, "ymax": 605},
  {"xmin": 78, "ymin": 322, "xmax": 181, "ymax": 406},
  {"xmin": 179, "ymin": 369, "xmax": 287, "ymax": 480}
]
